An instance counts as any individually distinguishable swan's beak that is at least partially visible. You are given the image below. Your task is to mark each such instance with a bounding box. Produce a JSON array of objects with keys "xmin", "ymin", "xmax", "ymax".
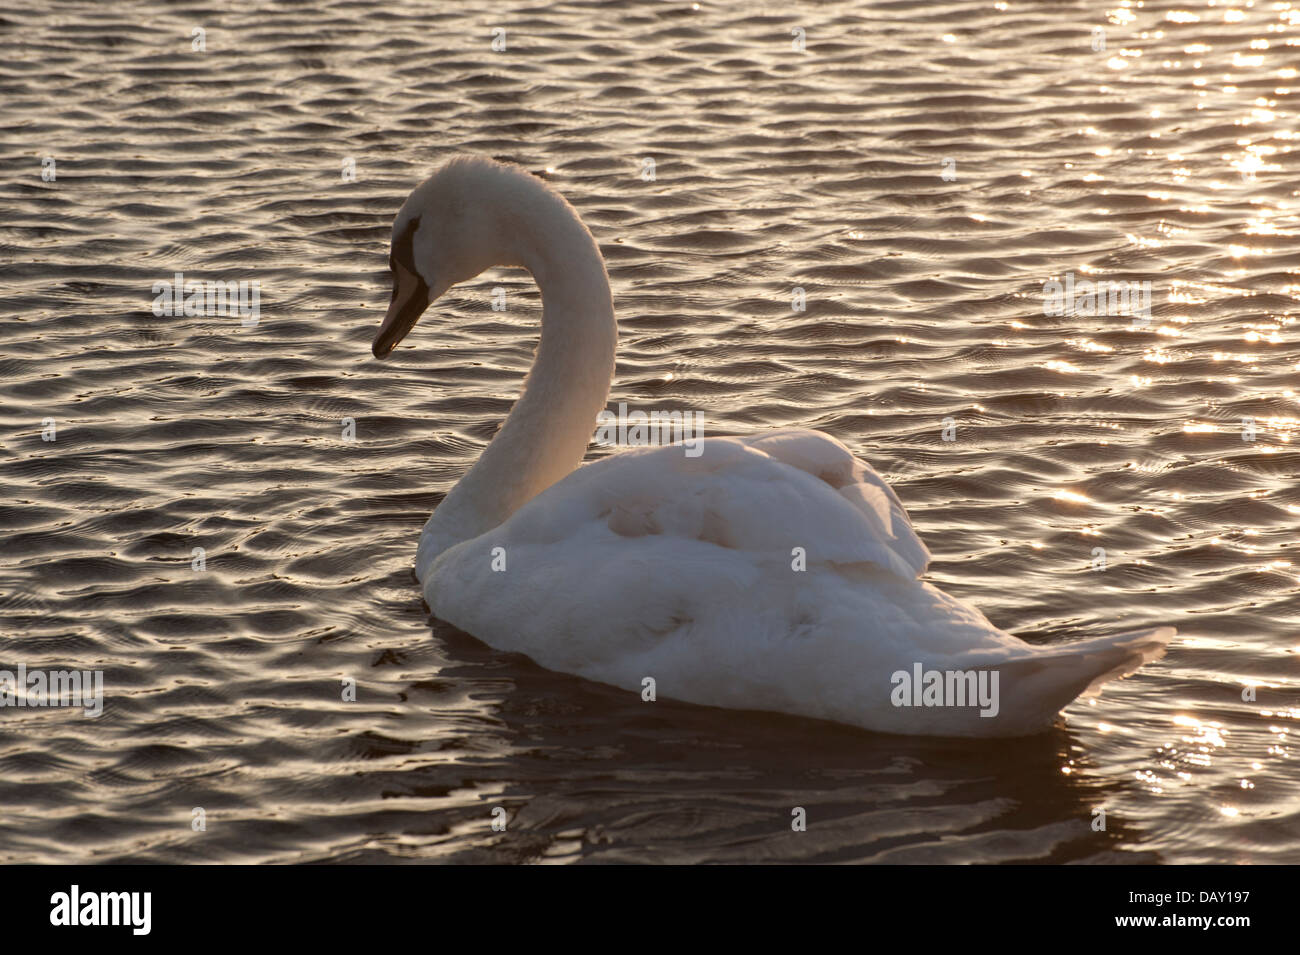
[{"xmin": 373, "ymin": 261, "xmax": 430, "ymax": 359}]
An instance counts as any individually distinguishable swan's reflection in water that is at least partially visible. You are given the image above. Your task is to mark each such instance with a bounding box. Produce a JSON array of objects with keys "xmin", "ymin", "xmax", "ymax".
[{"xmin": 325, "ymin": 616, "xmax": 1153, "ymax": 864}]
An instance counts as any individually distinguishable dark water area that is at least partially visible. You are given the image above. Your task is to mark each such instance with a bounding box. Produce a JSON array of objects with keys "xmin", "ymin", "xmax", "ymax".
[{"xmin": 0, "ymin": 0, "xmax": 1297, "ymax": 862}]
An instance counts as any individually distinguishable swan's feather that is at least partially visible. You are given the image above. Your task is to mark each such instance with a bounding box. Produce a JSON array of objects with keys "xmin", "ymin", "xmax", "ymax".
[
  {"xmin": 421, "ymin": 429, "xmax": 1172, "ymax": 737},
  {"xmin": 395, "ymin": 158, "xmax": 1172, "ymax": 738}
]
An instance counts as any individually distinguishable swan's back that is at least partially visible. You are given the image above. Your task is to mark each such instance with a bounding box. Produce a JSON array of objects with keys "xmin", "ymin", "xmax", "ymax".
[{"xmin": 420, "ymin": 429, "xmax": 1172, "ymax": 737}]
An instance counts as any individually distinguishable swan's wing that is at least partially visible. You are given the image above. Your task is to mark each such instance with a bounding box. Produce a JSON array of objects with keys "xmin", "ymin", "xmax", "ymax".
[
  {"xmin": 422, "ymin": 442, "xmax": 982, "ymax": 728},
  {"xmin": 471, "ymin": 430, "xmax": 929, "ymax": 582},
  {"xmin": 423, "ymin": 430, "xmax": 935, "ymax": 691},
  {"xmin": 738, "ymin": 429, "xmax": 929, "ymax": 578},
  {"xmin": 422, "ymin": 432, "xmax": 1171, "ymax": 736}
]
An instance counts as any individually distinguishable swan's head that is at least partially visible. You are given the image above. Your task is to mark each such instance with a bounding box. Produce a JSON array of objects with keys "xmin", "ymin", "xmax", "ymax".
[{"xmin": 372, "ymin": 158, "xmax": 539, "ymax": 359}]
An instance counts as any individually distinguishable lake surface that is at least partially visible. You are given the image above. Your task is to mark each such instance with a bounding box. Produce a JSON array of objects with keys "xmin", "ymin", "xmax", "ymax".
[{"xmin": 1, "ymin": 0, "xmax": 1296, "ymax": 863}]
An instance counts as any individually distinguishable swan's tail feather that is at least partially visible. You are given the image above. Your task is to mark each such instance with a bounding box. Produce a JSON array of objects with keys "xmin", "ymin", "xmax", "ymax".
[
  {"xmin": 978, "ymin": 626, "xmax": 1174, "ymax": 735},
  {"xmin": 1072, "ymin": 626, "xmax": 1175, "ymax": 697}
]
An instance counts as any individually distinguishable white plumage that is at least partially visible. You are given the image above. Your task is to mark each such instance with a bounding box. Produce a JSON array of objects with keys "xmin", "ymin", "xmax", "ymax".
[{"xmin": 371, "ymin": 157, "xmax": 1173, "ymax": 738}]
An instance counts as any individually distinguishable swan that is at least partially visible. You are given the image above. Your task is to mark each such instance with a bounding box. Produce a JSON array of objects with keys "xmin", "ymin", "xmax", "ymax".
[{"xmin": 370, "ymin": 157, "xmax": 1173, "ymax": 738}]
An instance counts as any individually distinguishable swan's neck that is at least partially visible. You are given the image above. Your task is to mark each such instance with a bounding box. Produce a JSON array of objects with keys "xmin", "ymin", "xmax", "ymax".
[{"xmin": 418, "ymin": 200, "xmax": 616, "ymax": 575}]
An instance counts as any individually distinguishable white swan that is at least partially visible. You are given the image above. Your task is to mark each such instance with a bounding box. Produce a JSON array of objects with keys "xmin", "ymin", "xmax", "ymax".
[{"xmin": 371, "ymin": 157, "xmax": 1173, "ymax": 738}]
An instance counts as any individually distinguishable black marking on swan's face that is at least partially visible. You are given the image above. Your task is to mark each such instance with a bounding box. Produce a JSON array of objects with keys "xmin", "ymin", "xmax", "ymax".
[
  {"xmin": 373, "ymin": 215, "xmax": 431, "ymax": 359},
  {"xmin": 389, "ymin": 215, "xmax": 423, "ymax": 279}
]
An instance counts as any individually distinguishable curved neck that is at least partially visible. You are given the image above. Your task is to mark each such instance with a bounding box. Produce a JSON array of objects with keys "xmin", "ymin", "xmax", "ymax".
[{"xmin": 417, "ymin": 198, "xmax": 616, "ymax": 576}]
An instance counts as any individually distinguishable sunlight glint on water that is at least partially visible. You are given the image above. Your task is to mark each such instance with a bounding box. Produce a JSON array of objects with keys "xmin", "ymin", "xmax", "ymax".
[{"xmin": 0, "ymin": 0, "xmax": 1296, "ymax": 863}]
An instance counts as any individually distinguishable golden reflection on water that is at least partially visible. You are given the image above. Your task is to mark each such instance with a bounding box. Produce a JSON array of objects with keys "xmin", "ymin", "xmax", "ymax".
[
  {"xmin": 4, "ymin": 0, "xmax": 1298, "ymax": 862},
  {"xmin": 1095, "ymin": 0, "xmax": 1297, "ymax": 837}
]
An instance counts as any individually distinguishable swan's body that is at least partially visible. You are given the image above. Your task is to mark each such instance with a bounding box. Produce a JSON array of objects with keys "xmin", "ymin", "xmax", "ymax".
[{"xmin": 372, "ymin": 157, "xmax": 1172, "ymax": 738}]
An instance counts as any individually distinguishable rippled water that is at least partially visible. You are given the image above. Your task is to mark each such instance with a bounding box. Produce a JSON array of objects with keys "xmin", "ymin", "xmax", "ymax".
[{"xmin": 1, "ymin": 0, "xmax": 1297, "ymax": 864}]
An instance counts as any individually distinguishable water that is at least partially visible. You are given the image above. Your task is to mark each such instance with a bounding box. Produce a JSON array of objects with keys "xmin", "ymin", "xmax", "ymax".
[{"xmin": 1, "ymin": 0, "xmax": 1297, "ymax": 863}]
